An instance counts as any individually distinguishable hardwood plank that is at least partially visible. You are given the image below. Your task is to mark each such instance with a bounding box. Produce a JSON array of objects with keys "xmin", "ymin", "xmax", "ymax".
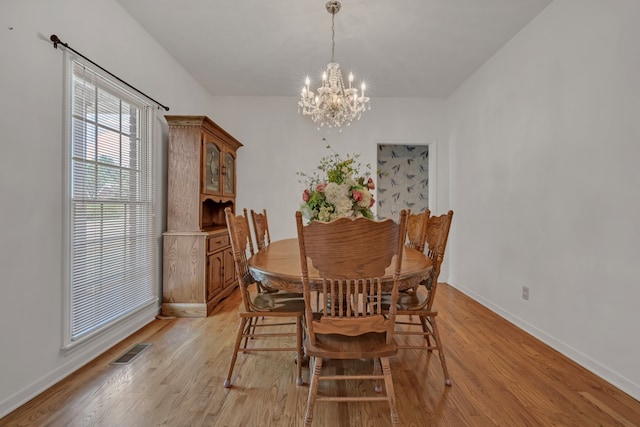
[{"xmin": 2, "ymin": 284, "xmax": 639, "ymax": 426}]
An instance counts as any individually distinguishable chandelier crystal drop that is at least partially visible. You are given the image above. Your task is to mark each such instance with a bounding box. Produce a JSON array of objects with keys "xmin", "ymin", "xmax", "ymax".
[{"xmin": 298, "ymin": 0, "xmax": 370, "ymax": 129}]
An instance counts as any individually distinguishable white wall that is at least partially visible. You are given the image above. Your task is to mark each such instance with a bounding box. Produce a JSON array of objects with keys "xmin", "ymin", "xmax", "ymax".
[
  {"xmin": 447, "ymin": 0, "xmax": 640, "ymax": 399},
  {"xmin": 5, "ymin": 0, "xmax": 637, "ymax": 418},
  {"xmin": 0, "ymin": 0, "xmax": 213, "ymax": 416},
  {"xmin": 206, "ymin": 96, "xmax": 450, "ymax": 241}
]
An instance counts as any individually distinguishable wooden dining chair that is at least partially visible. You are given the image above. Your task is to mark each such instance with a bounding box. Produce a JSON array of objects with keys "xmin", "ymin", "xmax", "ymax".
[
  {"xmin": 382, "ymin": 210, "xmax": 454, "ymax": 386},
  {"xmin": 250, "ymin": 208, "xmax": 271, "ymax": 251},
  {"xmin": 295, "ymin": 210, "xmax": 408, "ymax": 427},
  {"xmin": 223, "ymin": 207, "xmax": 305, "ymax": 388}
]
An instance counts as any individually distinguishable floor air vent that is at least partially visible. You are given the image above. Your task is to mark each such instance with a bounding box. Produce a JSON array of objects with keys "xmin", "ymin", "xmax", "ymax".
[{"xmin": 110, "ymin": 343, "xmax": 152, "ymax": 365}]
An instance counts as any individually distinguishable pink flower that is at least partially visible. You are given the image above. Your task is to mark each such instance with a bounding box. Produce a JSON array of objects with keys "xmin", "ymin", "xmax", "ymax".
[
  {"xmin": 352, "ymin": 190, "xmax": 363, "ymax": 202},
  {"xmin": 369, "ymin": 197, "xmax": 375, "ymax": 207},
  {"xmin": 367, "ymin": 177, "xmax": 375, "ymax": 190},
  {"xmin": 316, "ymin": 183, "xmax": 327, "ymax": 192},
  {"xmin": 302, "ymin": 189, "xmax": 311, "ymax": 202}
]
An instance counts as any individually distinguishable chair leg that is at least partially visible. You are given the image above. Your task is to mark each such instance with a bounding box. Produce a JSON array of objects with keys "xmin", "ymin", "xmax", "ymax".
[
  {"xmin": 373, "ymin": 358, "xmax": 382, "ymax": 393},
  {"xmin": 242, "ymin": 317, "xmax": 255, "ymax": 349},
  {"xmin": 224, "ymin": 317, "xmax": 248, "ymax": 388},
  {"xmin": 380, "ymin": 357, "xmax": 400, "ymax": 426},
  {"xmin": 304, "ymin": 356, "xmax": 323, "ymax": 427},
  {"xmin": 429, "ymin": 316, "xmax": 452, "ymax": 386},
  {"xmin": 295, "ymin": 315, "xmax": 303, "ymax": 386},
  {"xmin": 419, "ymin": 315, "xmax": 433, "ymax": 347}
]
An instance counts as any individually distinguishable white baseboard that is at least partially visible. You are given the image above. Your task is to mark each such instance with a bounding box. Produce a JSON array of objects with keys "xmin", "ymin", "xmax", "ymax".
[
  {"xmin": 447, "ymin": 281, "xmax": 640, "ymax": 401},
  {"xmin": 0, "ymin": 305, "xmax": 159, "ymax": 419}
]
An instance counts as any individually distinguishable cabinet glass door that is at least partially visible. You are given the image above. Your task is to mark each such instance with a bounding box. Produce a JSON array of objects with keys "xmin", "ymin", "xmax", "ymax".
[
  {"xmin": 204, "ymin": 142, "xmax": 221, "ymax": 194},
  {"xmin": 223, "ymin": 152, "xmax": 235, "ymax": 195}
]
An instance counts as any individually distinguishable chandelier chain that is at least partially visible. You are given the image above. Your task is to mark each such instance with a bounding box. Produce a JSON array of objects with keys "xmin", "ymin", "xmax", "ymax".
[{"xmin": 331, "ymin": 11, "xmax": 335, "ymax": 63}]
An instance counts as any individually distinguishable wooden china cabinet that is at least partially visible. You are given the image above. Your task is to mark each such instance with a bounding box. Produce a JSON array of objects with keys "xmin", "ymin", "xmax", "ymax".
[{"xmin": 162, "ymin": 115, "xmax": 243, "ymax": 317}]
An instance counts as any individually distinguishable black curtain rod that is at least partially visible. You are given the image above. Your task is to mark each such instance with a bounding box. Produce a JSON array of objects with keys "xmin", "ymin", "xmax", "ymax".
[{"xmin": 50, "ymin": 34, "xmax": 170, "ymax": 111}]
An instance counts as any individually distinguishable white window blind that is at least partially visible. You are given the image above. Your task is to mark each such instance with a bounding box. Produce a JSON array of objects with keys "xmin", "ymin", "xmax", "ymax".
[{"xmin": 68, "ymin": 60, "xmax": 157, "ymax": 342}]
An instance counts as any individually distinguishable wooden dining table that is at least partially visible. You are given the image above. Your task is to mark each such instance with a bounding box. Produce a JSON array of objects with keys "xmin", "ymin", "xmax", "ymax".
[{"xmin": 248, "ymin": 238, "xmax": 433, "ymax": 292}]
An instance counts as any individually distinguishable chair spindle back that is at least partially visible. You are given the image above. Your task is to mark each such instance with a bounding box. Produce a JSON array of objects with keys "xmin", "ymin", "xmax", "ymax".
[
  {"xmin": 422, "ymin": 210, "xmax": 454, "ymax": 306},
  {"xmin": 251, "ymin": 209, "xmax": 271, "ymax": 251},
  {"xmin": 225, "ymin": 207, "xmax": 256, "ymax": 312},
  {"xmin": 406, "ymin": 209, "xmax": 430, "ymax": 252}
]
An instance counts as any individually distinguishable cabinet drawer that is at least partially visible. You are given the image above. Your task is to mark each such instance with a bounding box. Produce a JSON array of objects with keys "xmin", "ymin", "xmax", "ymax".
[{"xmin": 207, "ymin": 234, "xmax": 230, "ymax": 252}]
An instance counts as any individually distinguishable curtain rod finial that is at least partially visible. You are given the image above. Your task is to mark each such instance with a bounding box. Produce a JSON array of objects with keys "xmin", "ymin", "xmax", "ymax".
[{"xmin": 50, "ymin": 34, "xmax": 61, "ymax": 48}]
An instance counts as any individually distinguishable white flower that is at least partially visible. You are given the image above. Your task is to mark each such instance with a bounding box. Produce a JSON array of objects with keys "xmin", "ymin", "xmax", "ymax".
[{"xmin": 324, "ymin": 182, "xmax": 352, "ymax": 218}]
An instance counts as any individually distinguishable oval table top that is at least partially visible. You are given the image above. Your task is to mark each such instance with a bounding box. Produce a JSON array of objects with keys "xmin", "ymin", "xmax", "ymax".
[{"xmin": 248, "ymin": 238, "xmax": 432, "ymax": 293}]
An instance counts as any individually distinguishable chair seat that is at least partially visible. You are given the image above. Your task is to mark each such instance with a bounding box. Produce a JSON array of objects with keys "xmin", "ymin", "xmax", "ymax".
[
  {"xmin": 259, "ymin": 283, "xmax": 303, "ymax": 298},
  {"xmin": 304, "ymin": 332, "xmax": 398, "ymax": 360},
  {"xmin": 244, "ymin": 291, "xmax": 306, "ymax": 314},
  {"xmin": 380, "ymin": 287, "xmax": 436, "ymax": 314}
]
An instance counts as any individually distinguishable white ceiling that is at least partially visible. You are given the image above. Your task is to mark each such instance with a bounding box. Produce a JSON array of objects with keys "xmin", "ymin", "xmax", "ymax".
[{"xmin": 116, "ymin": 0, "xmax": 553, "ymax": 98}]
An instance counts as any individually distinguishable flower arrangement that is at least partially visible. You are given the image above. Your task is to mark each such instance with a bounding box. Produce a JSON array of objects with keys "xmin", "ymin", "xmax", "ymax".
[{"xmin": 297, "ymin": 146, "xmax": 376, "ymax": 222}]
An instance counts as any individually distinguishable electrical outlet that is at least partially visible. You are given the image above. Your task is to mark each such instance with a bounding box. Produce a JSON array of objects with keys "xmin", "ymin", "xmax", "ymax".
[{"xmin": 522, "ymin": 286, "xmax": 529, "ymax": 300}]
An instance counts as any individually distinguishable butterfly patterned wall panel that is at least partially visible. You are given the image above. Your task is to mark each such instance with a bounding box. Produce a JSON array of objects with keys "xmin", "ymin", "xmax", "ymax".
[{"xmin": 377, "ymin": 144, "xmax": 429, "ymax": 220}]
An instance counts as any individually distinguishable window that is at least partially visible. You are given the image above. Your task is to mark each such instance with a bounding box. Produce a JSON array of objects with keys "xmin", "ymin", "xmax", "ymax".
[{"xmin": 65, "ymin": 59, "xmax": 157, "ymax": 345}]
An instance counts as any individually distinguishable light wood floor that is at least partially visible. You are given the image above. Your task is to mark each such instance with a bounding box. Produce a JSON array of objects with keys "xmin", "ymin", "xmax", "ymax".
[{"xmin": 3, "ymin": 284, "xmax": 639, "ymax": 426}]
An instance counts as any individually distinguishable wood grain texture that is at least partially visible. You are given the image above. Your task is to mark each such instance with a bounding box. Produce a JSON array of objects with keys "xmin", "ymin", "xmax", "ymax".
[
  {"xmin": 160, "ymin": 302, "xmax": 207, "ymax": 318},
  {"xmin": 249, "ymin": 239, "xmax": 432, "ymax": 294},
  {"xmin": 166, "ymin": 123, "xmax": 202, "ymax": 232},
  {"xmin": 3, "ymin": 284, "xmax": 639, "ymax": 426},
  {"xmin": 298, "ymin": 215, "xmax": 403, "ymax": 279},
  {"xmin": 162, "ymin": 232, "xmax": 207, "ymax": 303},
  {"xmin": 251, "ymin": 208, "xmax": 271, "ymax": 251},
  {"xmin": 406, "ymin": 210, "xmax": 429, "ymax": 253}
]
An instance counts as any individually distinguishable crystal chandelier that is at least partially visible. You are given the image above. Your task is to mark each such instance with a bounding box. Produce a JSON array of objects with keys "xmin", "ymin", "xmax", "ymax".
[{"xmin": 298, "ymin": 0, "xmax": 370, "ymax": 129}]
